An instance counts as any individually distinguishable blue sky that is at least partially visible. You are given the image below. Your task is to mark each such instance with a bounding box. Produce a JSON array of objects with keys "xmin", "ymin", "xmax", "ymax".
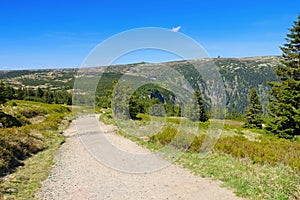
[{"xmin": 0, "ymin": 0, "xmax": 298, "ymax": 70}]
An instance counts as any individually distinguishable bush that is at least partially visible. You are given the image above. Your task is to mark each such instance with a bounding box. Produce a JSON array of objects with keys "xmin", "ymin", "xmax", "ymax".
[
  {"xmin": 0, "ymin": 128, "xmax": 45, "ymax": 175},
  {"xmin": 5, "ymin": 101, "xmax": 17, "ymax": 107},
  {"xmin": 0, "ymin": 111, "xmax": 23, "ymax": 128},
  {"xmin": 197, "ymin": 121, "xmax": 210, "ymax": 129},
  {"xmin": 19, "ymin": 108, "xmax": 45, "ymax": 118},
  {"xmin": 188, "ymin": 135, "xmax": 206, "ymax": 152},
  {"xmin": 0, "ymin": 101, "xmax": 71, "ymax": 176},
  {"xmin": 214, "ymin": 135, "xmax": 300, "ymax": 171},
  {"xmin": 136, "ymin": 113, "xmax": 150, "ymax": 121},
  {"xmin": 150, "ymin": 124, "xmax": 208, "ymax": 151},
  {"xmin": 149, "ymin": 125, "xmax": 300, "ymax": 171},
  {"xmin": 166, "ymin": 117, "xmax": 183, "ymax": 124},
  {"xmin": 170, "ymin": 131, "xmax": 195, "ymax": 150},
  {"xmin": 150, "ymin": 125, "xmax": 177, "ymax": 146}
]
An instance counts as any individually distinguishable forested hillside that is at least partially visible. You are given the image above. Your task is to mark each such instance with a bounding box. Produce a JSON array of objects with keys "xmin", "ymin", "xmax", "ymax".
[{"xmin": 0, "ymin": 56, "xmax": 280, "ymax": 114}]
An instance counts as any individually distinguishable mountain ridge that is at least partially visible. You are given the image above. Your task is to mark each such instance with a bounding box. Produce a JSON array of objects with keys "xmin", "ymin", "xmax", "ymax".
[{"xmin": 0, "ymin": 56, "xmax": 281, "ymax": 114}]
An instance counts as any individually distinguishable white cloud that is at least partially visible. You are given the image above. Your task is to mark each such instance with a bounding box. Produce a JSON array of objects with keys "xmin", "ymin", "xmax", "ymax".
[{"xmin": 171, "ymin": 26, "xmax": 181, "ymax": 32}]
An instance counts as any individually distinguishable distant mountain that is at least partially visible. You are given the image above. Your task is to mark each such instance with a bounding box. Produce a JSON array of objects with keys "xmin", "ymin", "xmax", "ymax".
[
  {"xmin": 0, "ymin": 68, "xmax": 77, "ymax": 91},
  {"xmin": 0, "ymin": 56, "xmax": 280, "ymax": 114},
  {"xmin": 209, "ymin": 56, "xmax": 279, "ymax": 113}
]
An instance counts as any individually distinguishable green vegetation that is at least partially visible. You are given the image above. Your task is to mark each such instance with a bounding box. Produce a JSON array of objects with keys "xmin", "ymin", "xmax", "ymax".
[
  {"xmin": 129, "ymin": 83, "xmax": 180, "ymax": 118},
  {"xmin": 0, "ymin": 56, "xmax": 280, "ymax": 116},
  {"xmin": 100, "ymin": 112, "xmax": 300, "ymax": 199},
  {"xmin": 149, "ymin": 123, "xmax": 300, "ymax": 171},
  {"xmin": 0, "ymin": 125, "xmax": 66, "ymax": 200},
  {"xmin": 184, "ymin": 90, "xmax": 209, "ymax": 122},
  {"xmin": 0, "ymin": 101, "xmax": 71, "ymax": 177},
  {"xmin": 0, "ymin": 14, "xmax": 299, "ymax": 199},
  {"xmin": 226, "ymin": 109, "xmax": 244, "ymax": 121},
  {"xmin": 0, "ymin": 81, "xmax": 73, "ymax": 198},
  {"xmin": 0, "ymin": 81, "xmax": 72, "ymax": 106},
  {"xmin": 0, "ymin": 110, "xmax": 23, "ymax": 128},
  {"xmin": 243, "ymin": 88, "xmax": 263, "ymax": 129},
  {"xmin": 215, "ymin": 135, "xmax": 300, "ymax": 170},
  {"xmin": 0, "ymin": 81, "xmax": 7, "ymax": 105},
  {"xmin": 0, "ymin": 69, "xmax": 76, "ymax": 90},
  {"xmin": 178, "ymin": 153, "xmax": 300, "ymax": 200},
  {"xmin": 267, "ymin": 14, "xmax": 300, "ymax": 138},
  {"xmin": 109, "ymin": 79, "xmax": 182, "ymax": 120}
]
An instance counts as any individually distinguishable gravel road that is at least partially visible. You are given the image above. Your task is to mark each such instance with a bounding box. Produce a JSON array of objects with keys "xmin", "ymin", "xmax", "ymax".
[{"xmin": 36, "ymin": 115, "xmax": 243, "ymax": 200}]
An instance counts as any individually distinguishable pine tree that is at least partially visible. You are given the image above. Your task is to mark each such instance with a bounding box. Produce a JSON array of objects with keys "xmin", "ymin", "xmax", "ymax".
[
  {"xmin": 16, "ymin": 87, "xmax": 24, "ymax": 100},
  {"xmin": 129, "ymin": 95, "xmax": 144, "ymax": 119},
  {"xmin": 266, "ymin": 14, "xmax": 300, "ymax": 138},
  {"xmin": 244, "ymin": 88, "xmax": 263, "ymax": 129},
  {"xmin": 36, "ymin": 87, "xmax": 44, "ymax": 98},
  {"xmin": 186, "ymin": 90, "xmax": 209, "ymax": 122},
  {"xmin": 0, "ymin": 81, "xmax": 7, "ymax": 105},
  {"xmin": 43, "ymin": 91, "xmax": 54, "ymax": 104}
]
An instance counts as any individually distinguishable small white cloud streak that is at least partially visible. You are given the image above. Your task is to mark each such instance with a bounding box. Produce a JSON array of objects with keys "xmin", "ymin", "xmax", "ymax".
[{"xmin": 171, "ymin": 26, "xmax": 181, "ymax": 32}]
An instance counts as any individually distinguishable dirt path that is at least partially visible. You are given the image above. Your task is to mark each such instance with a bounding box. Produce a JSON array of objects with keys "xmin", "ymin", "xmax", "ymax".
[{"xmin": 36, "ymin": 115, "xmax": 243, "ymax": 200}]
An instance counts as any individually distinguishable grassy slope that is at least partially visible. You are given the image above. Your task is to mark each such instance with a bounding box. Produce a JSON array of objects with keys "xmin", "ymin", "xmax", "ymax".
[
  {"xmin": 0, "ymin": 100, "xmax": 73, "ymax": 199},
  {"xmin": 100, "ymin": 111, "xmax": 300, "ymax": 200}
]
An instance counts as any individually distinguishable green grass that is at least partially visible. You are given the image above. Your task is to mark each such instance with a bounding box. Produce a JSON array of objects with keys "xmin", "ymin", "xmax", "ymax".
[
  {"xmin": 177, "ymin": 153, "xmax": 300, "ymax": 200},
  {"xmin": 0, "ymin": 100, "xmax": 73, "ymax": 199},
  {"xmin": 0, "ymin": 135, "xmax": 65, "ymax": 200},
  {"xmin": 0, "ymin": 101, "xmax": 71, "ymax": 175},
  {"xmin": 99, "ymin": 108, "xmax": 116, "ymax": 125},
  {"xmin": 100, "ymin": 111, "xmax": 300, "ymax": 200}
]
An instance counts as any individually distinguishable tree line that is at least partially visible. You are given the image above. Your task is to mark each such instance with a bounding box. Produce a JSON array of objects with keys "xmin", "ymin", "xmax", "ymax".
[
  {"xmin": 108, "ymin": 14, "xmax": 300, "ymax": 139},
  {"xmin": 0, "ymin": 82, "xmax": 72, "ymax": 105}
]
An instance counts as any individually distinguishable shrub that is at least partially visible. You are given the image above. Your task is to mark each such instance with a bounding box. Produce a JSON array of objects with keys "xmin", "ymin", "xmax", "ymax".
[
  {"xmin": 5, "ymin": 101, "xmax": 17, "ymax": 107},
  {"xmin": 166, "ymin": 117, "xmax": 181, "ymax": 124},
  {"xmin": 149, "ymin": 125, "xmax": 300, "ymax": 171},
  {"xmin": 0, "ymin": 102, "xmax": 71, "ymax": 176},
  {"xmin": 0, "ymin": 111, "xmax": 23, "ymax": 128},
  {"xmin": 136, "ymin": 113, "xmax": 150, "ymax": 121},
  {"xmin": 187, "ymin": 134, "xmax": 206, "ymax": 152},
  {"xmin": 214, "ymin": 135, "xmax": 300, "ymax": 171},
  {"xmin": 170, "ymin": 131, "xmax": 195, "ymax": 150},
  {"xmin": 19, "ymin": 108, "xmax": 45, "ymax": 118},
  {"xmin": 197, "ymin": 121, "xmax": 210, "ymax": 130},
  {"xmin": 150, "ymin": 125, "xmax": 207, "ymax": 151},
  {"xmin": 149, "ymin": 125, "xmax": 177, "ymax": 146}
]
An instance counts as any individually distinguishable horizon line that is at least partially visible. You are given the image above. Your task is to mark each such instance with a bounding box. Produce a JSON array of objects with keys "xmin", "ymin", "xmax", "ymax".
[{"xmin": 0, "ymin": 55, "xmax": 281, "ymax": 71}]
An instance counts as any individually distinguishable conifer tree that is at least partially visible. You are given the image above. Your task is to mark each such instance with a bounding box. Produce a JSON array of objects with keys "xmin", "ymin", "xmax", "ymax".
[
  {"xmin": 267, "ymin": 14, "xmax": 300, "ymax": 138},
  {"xmin": 244, "ymin": 88, "xmax": 263, "ymax": 129},
  {"xmin": 186, "ymin": 90, "xmax": 209, "ymax": 122},
  {"xmin": 16, "ymin": 87, "xmax": 24, "ymax": 100},
  {"xmin": 0, "ymin": 81, "xmax": 7, "ymax": 105},
  {"xmin": 36, "ymin": 87, "xmax": 44, "ymax": 98}
]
